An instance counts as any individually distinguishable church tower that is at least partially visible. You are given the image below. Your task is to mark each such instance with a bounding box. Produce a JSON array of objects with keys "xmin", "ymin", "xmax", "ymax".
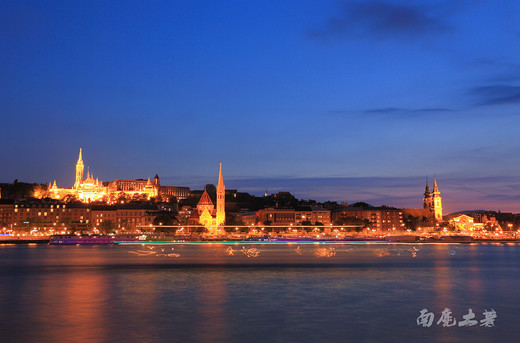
[
  {"xmin": 423, "ymin": 178, "xmax": 432, "ymax": 210},
  {"xmin": 74, "ymin": 148, "xmax": 84, "ymax": 189},
  {"xmin": 431, "ymin": 177, "xmax": 443, "ymax": 221},
  {"xmin": 216, "ymin": 163, "xmax": 225, "ymax": 226}
]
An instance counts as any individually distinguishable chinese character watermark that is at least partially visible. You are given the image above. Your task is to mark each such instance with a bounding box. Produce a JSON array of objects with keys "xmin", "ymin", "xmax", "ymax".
[{"xmin": 417, "ymin": 308, "xmax": 496, "ymax": 328}]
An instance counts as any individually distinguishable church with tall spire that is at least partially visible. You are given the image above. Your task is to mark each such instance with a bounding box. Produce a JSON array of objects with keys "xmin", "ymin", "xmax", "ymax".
[
  {"xmin": 193, "ymin": 163, "xmax": 226, "ymax": 232},
  {"xmin": 49, "ymin": 148, "xmax": 107, "ymax": 202},
  {"xmin": 423, "ymin": 177, "xmax": 443, "ymax": 221},
  {"xmin": 44, "ymin": 148, "xmax": 190, "ymax": 203}
]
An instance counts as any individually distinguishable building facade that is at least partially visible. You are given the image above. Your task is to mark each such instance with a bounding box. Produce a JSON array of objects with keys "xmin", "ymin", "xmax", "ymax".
[
  {"xmin": 423, "ymin": 177, "xmax": 443, "ymax": 221},
  {"xmin": 255, "ymin": 207, "xmax": 332, "ymax": 226},
  {"xmin": 332, "ymin": 207, "xmax": 404, "ymax": 231},
  {"xmin": 191, "ymin": 163, "xmax": 226, "ymax": 231},
  {"xmin": 45, "ymin": 149, "xmax": 190, "ymax": 203}
]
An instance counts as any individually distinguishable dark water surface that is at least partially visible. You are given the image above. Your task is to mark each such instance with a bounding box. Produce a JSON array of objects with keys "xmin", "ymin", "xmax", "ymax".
[{"xmin": 0, "ymin": 243, "xmax": 519, "ymax": 343}]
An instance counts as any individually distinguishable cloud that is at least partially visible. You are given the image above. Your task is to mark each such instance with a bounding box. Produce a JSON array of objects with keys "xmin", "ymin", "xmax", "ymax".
[
  {"xmin": 309, "ymin": 1, "xmax": 453, "ymax": 42},
  {"xmin": 364, "ymin": 107, "xmax": 452, "ymax": 114},
  {"xmin": 470, "ymin": 85, "xmax": 520, "ymax": 106},
  {"xmin": 328, "ymin": 107, "xmax": 453, "ymax": 118}
]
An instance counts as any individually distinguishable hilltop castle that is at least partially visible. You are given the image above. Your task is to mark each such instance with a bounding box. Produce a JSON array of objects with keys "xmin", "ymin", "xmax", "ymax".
[
  {"xmin": 423, "ymin": 177, "xmax": 443, "ymax": 222},
  {"xmin": 45, "ymin": 149, "xmax": 189, "ymax": 202}
]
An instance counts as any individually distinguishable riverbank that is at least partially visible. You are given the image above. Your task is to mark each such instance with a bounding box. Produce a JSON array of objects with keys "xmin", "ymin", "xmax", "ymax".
[{"xmin": 2, "ymin": 236, "xmax": 520, "ymax": 245}]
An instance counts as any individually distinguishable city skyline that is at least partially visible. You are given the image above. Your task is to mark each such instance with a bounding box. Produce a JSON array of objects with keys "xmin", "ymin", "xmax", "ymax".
[
  {"xmin": 3, "ymin": 147, "xmax": 520, "ymax": 214},
  {"xmin": 2, "ymin": 1, "xmax": 520, "ymax": 212}
]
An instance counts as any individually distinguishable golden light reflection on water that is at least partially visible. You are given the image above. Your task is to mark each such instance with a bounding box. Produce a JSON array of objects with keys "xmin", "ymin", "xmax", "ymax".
[
  {"xmin": 61, "ymin": 271, "xmax": 109, "ymax": 342},
  {"xmin": 196, "ymin": 271, "xmax": 229, "ymax": 343},
  {"xmin": 0, "ymin": 244, "xmax": 518, "ymax": 342},
  {"xmin": 466, "ymin": 245, "xmax": 483, "ymax": 297}
]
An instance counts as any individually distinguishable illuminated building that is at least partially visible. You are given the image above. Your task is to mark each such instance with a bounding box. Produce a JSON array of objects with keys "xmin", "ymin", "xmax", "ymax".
[
  {"xmin": 12, "ymin": 199, "xmax": 90, "ymax": 231},
  {"xmin": 49, "ymin": 149, "xmax": 109, "ymax": 202},
  {"xmin": 46, "ymin": 149, "xmax": 190, "ymax": 203},
  {"xmin": 90, "ymin": 204, "xmax": 158, "ymax": 230},
  {"xmin": 256, "ymin": 206, "xmax": 332, "ymax": 226},
  {"xmin": 0, "ymin": 199, "xmax": 14, "ymax": 227},
  {"xmin": 193, "ymin": 163, "xmax": 226, "ymax": 230},
  {"xmin": 216, "ymin": 163, "xmax": 225, "ymax": 226},
  {"xmin": 448, "ymin": 214, "xmax": 474, "ymax": 231},
  {"xmin": 197, "ymin": 186, "xmax": 215, "ymax": 228},
  {"xmin": 332, "ymin": 206, "xmax": 403, "ymax": 230},
  {"xmin": 423, "ymin": 177, "xmax": 443, "ymax": 221}
]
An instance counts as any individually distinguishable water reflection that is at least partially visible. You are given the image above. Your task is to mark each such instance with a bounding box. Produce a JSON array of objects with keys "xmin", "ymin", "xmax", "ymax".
[
  {"xmin": 196, "ymin": 272, "xmax": 229, "ymax": 343},
  {"xmin": 0, "ymin": 244, "xmax": 518, "ymax": 343}
]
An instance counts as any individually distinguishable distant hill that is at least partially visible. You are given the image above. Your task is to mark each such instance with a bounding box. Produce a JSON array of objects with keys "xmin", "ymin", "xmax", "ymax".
[
  {"xmin": 349, "ymin": 202, "xmax": 374, "ymax": 208},
  {"xmin": 0, "ymin": 180, "xmax": 46, "ymax": 199},
  {"xmin": 448, "ymin": 210, "xmax": 487, "ymax": 215}
]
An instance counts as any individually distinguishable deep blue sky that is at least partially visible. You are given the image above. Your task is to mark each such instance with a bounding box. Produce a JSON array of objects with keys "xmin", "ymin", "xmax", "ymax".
[{"xmin": 2, "ymin": 0, "xmax": 520, "ymax": 213}]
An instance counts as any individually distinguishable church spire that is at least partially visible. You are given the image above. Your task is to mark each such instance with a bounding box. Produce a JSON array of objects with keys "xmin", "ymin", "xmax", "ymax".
[
  {"xmin": 74, "ymin": 148, "xmax": 84, "ymax": 189},
  {"xmin": 431, "ymin": 177, "xmax": 443, "ymax": 221},
  {"xmin": 218, "ymin": 162, "xmax": 224, "ymax": 187},
  {"xmin": 424, "ymin": 177, "xmax": 431, "ymax": 196},
  {"xmin": 216, "ymin": 162, "xmax": 225, "ymax": 226},
  {"xmin": 433, "ymin": 177, "xmax": 439, "ymax": 193}
]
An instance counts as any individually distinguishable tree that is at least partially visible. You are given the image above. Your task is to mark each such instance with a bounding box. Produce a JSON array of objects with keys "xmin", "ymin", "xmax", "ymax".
[
  {"xmin": 404, "ymin": 215, "xmax": 430, "ymax": 231},
  {"xmin": 349, "ymin": 202, "xmax": 373, "ymax": 208},
  {"xmin": 226, "ymin": 213, "xmax": 245, "ymax": 226},
  {"xmin": 153, "ymin": 212, "xmax": 178, "ymax": 226},
  {"xmin": 334, "ymin": 216, "xmax": 370, "ymax": 232},
  {"xmin": 99, "ymin": 220, "xmax": 115, "ymax": 234}
]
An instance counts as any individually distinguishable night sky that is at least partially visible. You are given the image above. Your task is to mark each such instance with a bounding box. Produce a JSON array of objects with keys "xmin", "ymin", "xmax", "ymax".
[{"xmin": 2, "ymin": 0, "xmax": 520, "ymax": 213}]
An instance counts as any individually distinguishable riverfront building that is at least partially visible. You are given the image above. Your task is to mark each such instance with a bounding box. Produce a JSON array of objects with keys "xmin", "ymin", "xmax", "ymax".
[
  {"xmin": 331, "ymin": 206, "xmax": 404, "ymax": 231},
  {"xmin": 423, "ymin": 177, "xmax": 443, "ymax": 222},
  {"xmin": 190, "ymin": 163, "xmax": 226, "ymax": 230}
]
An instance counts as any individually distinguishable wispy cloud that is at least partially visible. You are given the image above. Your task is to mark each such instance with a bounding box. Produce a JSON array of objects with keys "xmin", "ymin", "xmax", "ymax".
[
  {"xmin": 328, "ymin": 107, "xmax": 453, "ymax": 118},
  {"xmin": 309, "ymin": 1, "xmax": 453, "ymax": 42},
  {"xmin": 470, "ymin": 85, "xmax": 520, "ymax": 106},
  {"xmin": 364, "ymin": 107, "xmax": 452, "ymax": 114}
]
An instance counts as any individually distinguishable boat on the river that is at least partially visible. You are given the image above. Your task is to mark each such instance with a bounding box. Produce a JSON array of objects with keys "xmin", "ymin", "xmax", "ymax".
[{"xmin": 49, "ymin": 234, "xmax": 141, "ymax": 245}]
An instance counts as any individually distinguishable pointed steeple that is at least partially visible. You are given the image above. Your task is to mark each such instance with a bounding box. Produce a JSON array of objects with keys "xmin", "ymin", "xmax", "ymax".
[
  {"xmin": 218, "ymin": 162, "xmax": 224, "ymax": 187},
  {"xmin": 433, "ymin": 177, "xmax": 439, "ymax": 193},
  {"xmin": 424, "ymin": 177, "xmax": 431, "ymax": 196},
  {"xmin": 431, "ymin": 177, "xmax": 442, "ymax": 221},
  {"xmin": 75, "ymin": 148, "xmax": 85, "ymax": 189},
  {"xmin": 216, "ymin": 163, "xmax": 225, "ymax": 226}
]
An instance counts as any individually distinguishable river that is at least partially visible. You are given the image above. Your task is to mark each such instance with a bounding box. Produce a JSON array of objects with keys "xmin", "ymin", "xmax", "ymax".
[{"xmin": 0, "ymin": 243, "xmax": 518, "ymax": 342}]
